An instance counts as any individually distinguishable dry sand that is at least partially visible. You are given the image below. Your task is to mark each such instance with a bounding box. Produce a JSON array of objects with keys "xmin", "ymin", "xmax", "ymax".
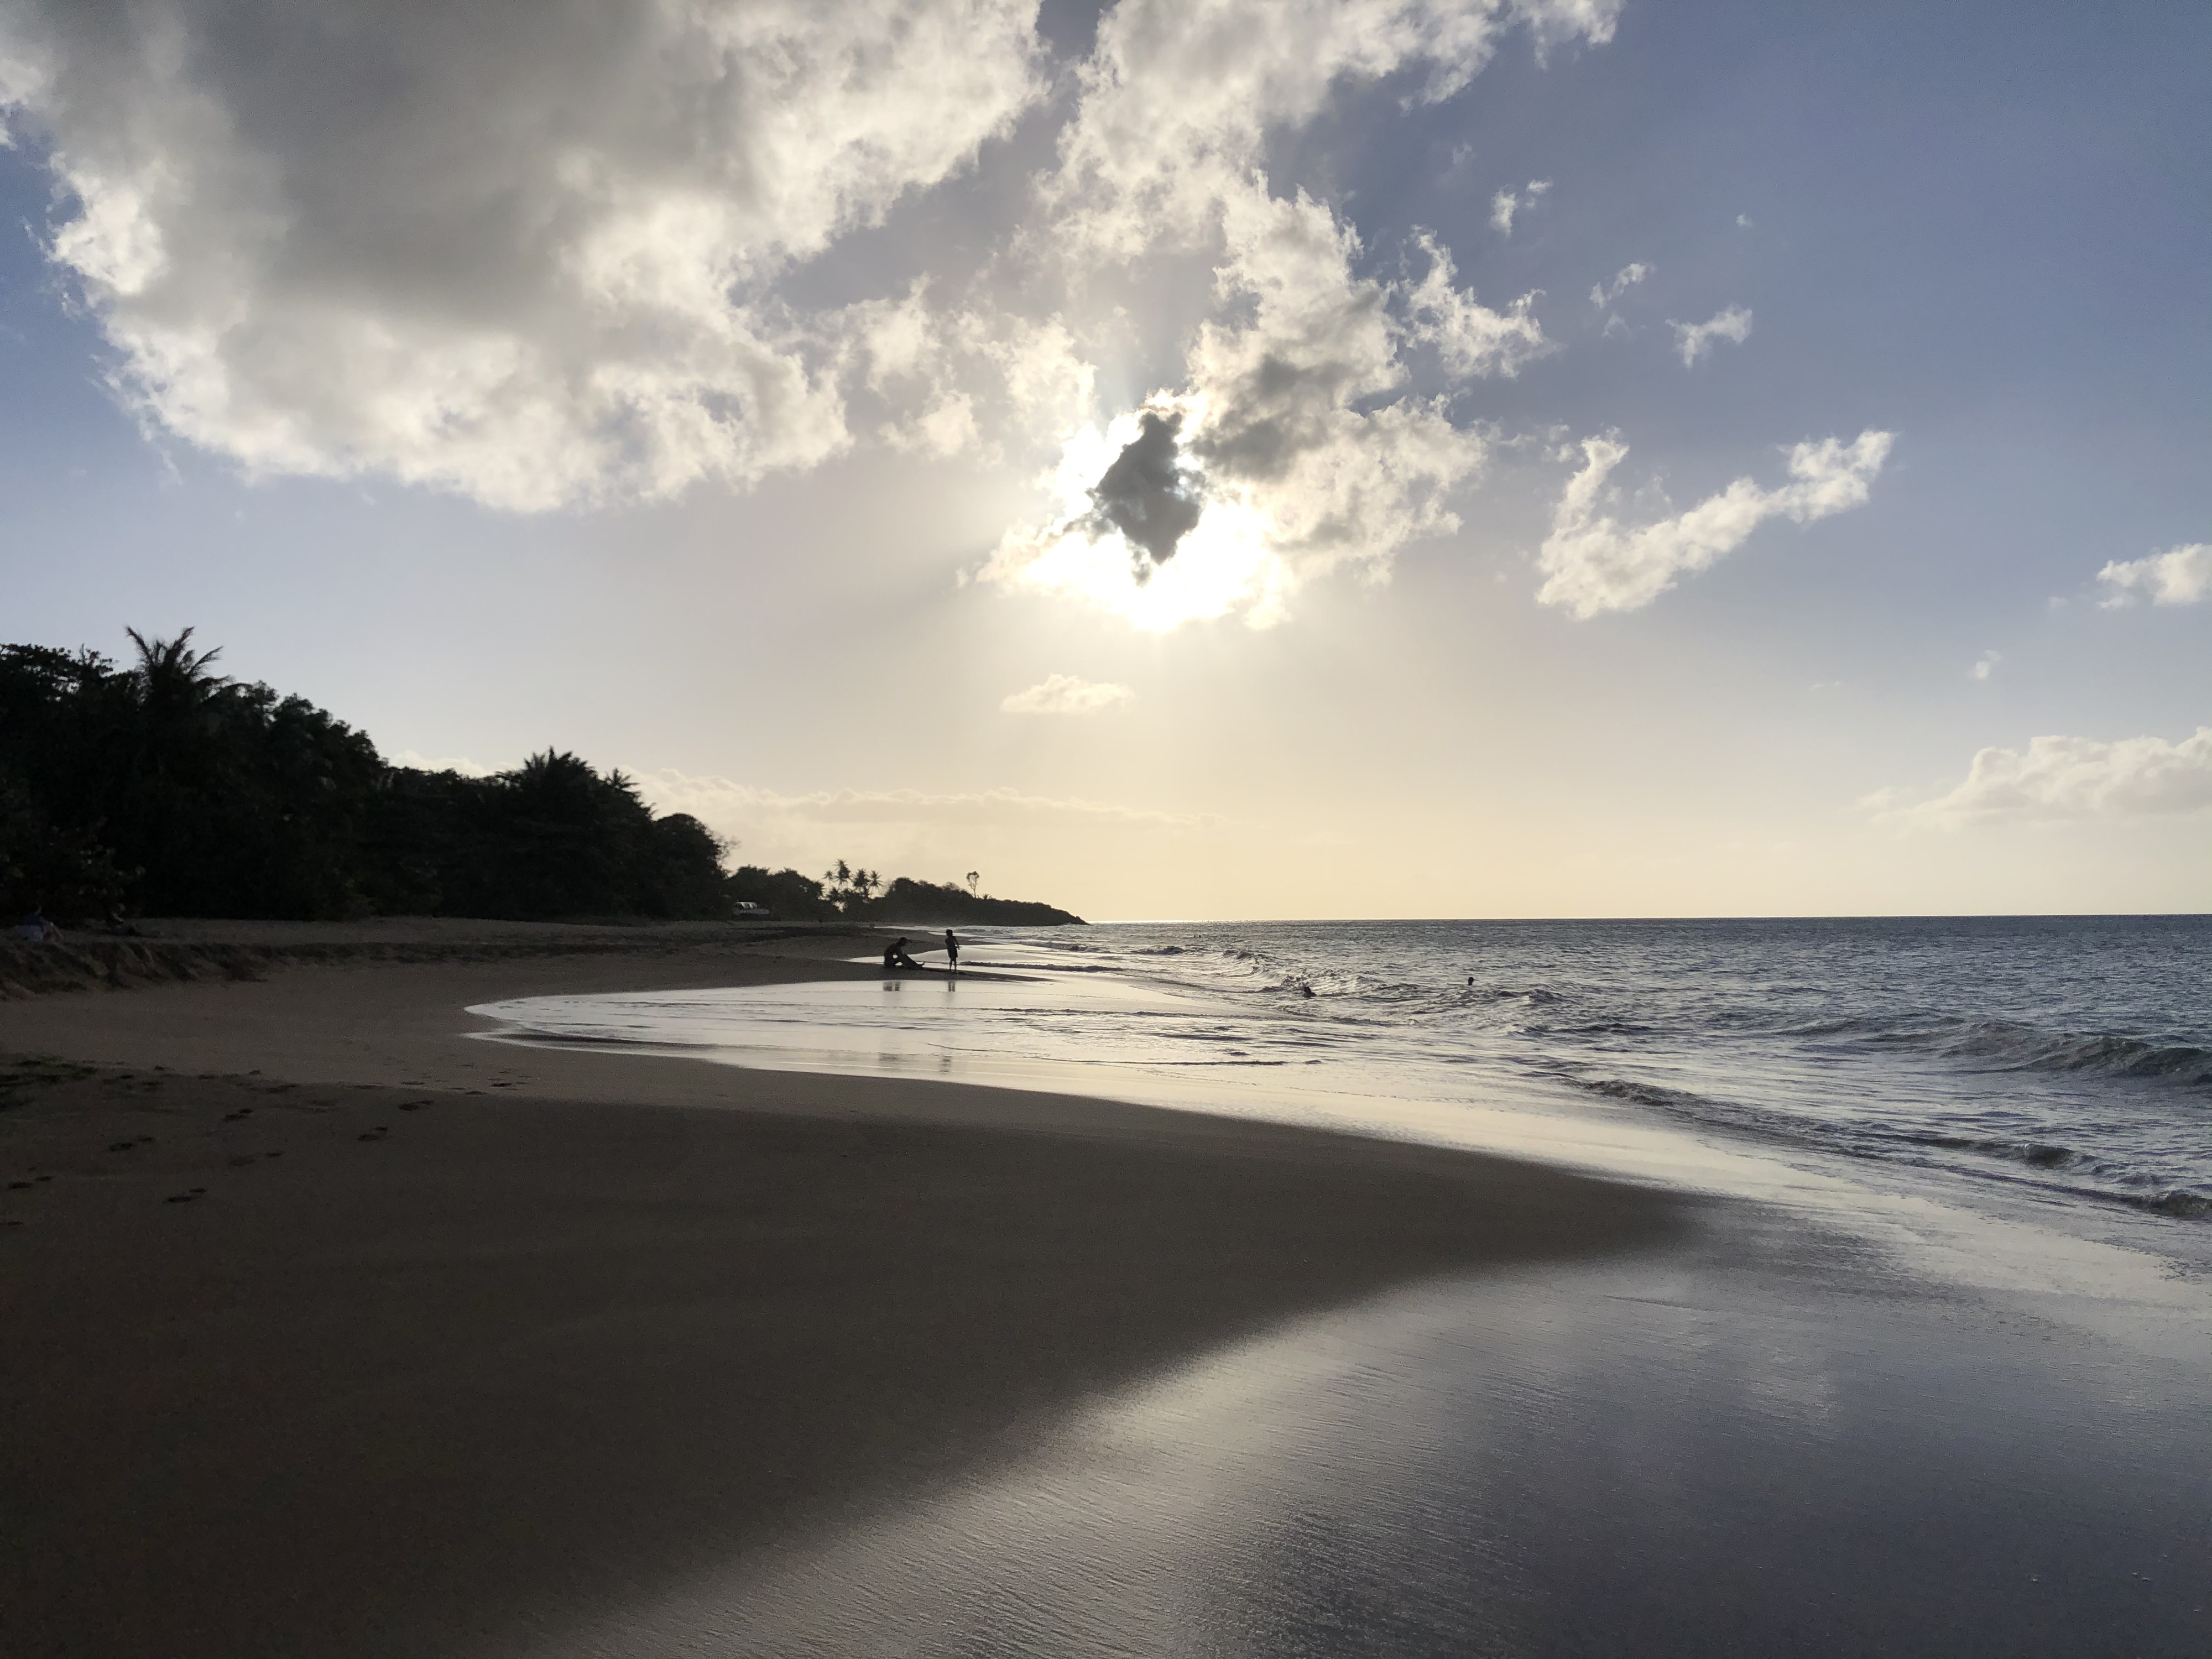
[{"xmin": 0, "ymin": 926, "xmax": 1684, "ymax": 1657}]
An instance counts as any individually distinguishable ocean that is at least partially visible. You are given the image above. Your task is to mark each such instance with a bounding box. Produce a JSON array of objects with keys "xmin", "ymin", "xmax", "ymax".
[{"xmin": 476, "ymin": 914, "xmax": 2211, "ymax": 1232}]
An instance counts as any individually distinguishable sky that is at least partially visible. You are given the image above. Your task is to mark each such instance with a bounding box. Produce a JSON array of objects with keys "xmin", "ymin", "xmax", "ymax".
[{"xmin": 1, "ymin": 0, "xmax": 2206, "ymax": 921}]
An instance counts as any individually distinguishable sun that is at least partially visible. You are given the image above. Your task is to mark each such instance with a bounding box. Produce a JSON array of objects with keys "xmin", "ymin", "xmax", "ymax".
[{"xmin": 984, "ymin": 406, "xmax": 1296, "ymax": 632}]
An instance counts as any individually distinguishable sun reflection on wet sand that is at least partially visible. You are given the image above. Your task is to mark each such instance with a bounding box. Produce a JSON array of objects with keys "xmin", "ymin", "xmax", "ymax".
[{"xmin": 538, "ymin": 1212, "xmax": 2212, "ymax": 1658}]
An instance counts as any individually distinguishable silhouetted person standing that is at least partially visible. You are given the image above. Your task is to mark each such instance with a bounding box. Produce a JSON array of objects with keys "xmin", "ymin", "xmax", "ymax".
[{"xmin": 944, "ymin": 930, "xmax": 959, "ymax": 972}]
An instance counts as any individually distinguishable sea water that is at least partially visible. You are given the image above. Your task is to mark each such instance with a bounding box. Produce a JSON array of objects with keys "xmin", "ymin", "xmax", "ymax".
[{"xmin": 477, "ymin": 915, "xmax": 2210, "ymax": 1231}]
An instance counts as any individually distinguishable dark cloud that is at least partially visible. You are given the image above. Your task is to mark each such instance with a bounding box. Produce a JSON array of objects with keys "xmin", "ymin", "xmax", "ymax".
[{"xmin": 1084, "ymin": 409, "xmax": 1204, "ymax": 575}]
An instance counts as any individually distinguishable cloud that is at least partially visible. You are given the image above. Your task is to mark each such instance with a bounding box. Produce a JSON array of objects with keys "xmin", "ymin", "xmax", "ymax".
[
  {"xmin": 845, "ymin": 285, "xmax": 1097, "ymax": 462},
  {"xmin": 1489, "ymin": 177, "xmax": 1551, "ymax": 236},
  {"xmin": 0, "ymin": 0, "xmax": 1644, "ymax": 557},
  {"xmin": 1082, "ymin": 411, "xmax": 1204, "ymax": 570},
  {"xmin": 2098, "ymin": 543, "xmax": 2212, "ymax": 608},
  {"xmin": 1672, "ymin": 305, "xmax": 1753, "ymax": 366},
  {"xmin": 1404, "ymin": 231, "xmax": 1548, "ymax": 377},
  {"xmin": 1044, "ymin": 2, "xmax": 1611, "ymax": 263},
  {"xmin": 1536, "ymin": 429, "xmax": 1893, "ymax": 616},
  {"xmin": 1589, "ymin": 261, "xmax": 1648, "ymax": 308},
  {"xmin": 630, "ymin": 768, "xmax": 1208, "ymax": 871},
  {"xmin": 629, "ymin": 767, "xmax": 1214, "ymax": 888},
  {"xmin": 1972, "ymin": 650, "xmax": 2001, "ymax": 682},
  {"xmin": 984, "ymin": 184, "xmax": 1493, "ymax": 628},
  {"xmin": 1882, "ymin": 728, "xmax": 2212, "ymax": 823},
  {"xmin": 1000, "ymin": 674, "xmax": 1137, "ymax": 714},
  {"xmin": 1, "ymin": 0, "xmax": 1047, "ymax": 509},
  {"xmin": 636, "ymin": 771, "xmax": 1201, "ymax": 831}
]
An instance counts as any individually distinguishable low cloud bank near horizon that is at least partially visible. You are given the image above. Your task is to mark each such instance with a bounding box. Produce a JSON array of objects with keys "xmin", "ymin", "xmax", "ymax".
[
  {"xmin": 628, "ymin": 766, "xmax": 1211, "ymax": 892},
  {"xmin": 1872, "ymin": 727, "xmax": 2212, "ymax": 825},
  {"xmin": 1000, "ymin": 675, "xmax": 1136, "ymax": 714}
]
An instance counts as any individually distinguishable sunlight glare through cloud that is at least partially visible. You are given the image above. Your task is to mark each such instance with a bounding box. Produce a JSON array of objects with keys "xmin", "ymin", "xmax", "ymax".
[{"xmin": 987, "ymin": 407, "xmax": 1292, "ymax": 631}]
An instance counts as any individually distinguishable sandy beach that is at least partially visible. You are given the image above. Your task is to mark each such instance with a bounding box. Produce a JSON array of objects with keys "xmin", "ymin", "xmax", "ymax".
[
  {"xmin": 2, "ymin": 926, "xmax": 1686, "ymax": 1656},
  {"xmin": 3, "ymin": 925, "xmax": 2206, "ymax": 1657}
]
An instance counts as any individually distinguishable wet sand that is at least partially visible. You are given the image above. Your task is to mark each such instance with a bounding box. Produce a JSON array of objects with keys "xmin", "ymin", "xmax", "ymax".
[
  {"xmin": 0, "ymin": 931, "xmax": 1692, "ymax": 1657},
  {"xmin": 577, "ymin": 1220, "xmax": 2212, "ymax": 1659}
]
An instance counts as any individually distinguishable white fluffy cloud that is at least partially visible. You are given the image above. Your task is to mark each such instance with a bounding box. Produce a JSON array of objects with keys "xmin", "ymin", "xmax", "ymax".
[
  {"xmin": 1888, "ymin": 728, "xmax": 2212, "ymax": 823},
  {"xmin": 1672, "ymin": 305, "xmax": 1752, "ymax": 366},
  {"xmin": 2098, "ymin": 543, "xmax": 2212, "ymax": 608},
  {"xmin": 1537, "ymin": 429, "xmax": 1892, "ymax": 616},
  {"xmin": 1000, "ymin": 675, "xmax": 1136, "ymax": 714},
  {"xmin": 1045, "ymin": 1, "xmax": 1612, "ymax": 262},
  {"xmin": 847, "ymin": 285, "xmax": 1097, "ymax": 461},
  {"xmin": 1405, "ymin": 232, "xmax": 1548, "ymax": 377},
  {"xmin": 1, "ymin": 0, "xmax": 1046, "ymax": 509}
]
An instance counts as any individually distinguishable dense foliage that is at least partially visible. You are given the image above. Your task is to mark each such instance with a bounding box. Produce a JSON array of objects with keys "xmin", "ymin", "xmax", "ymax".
[
  {"xmin": 1, "ymin": 632, "xmax": 1083, "ymax": 927},
  {"xmin": 0, "ymin": 632, "xmax": 729, "ymax": 922}
]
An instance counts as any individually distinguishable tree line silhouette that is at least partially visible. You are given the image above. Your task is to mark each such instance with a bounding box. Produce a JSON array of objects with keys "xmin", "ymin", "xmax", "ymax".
[
  {"xmin": 1, "ymin": 632, "xmax": 1078, "ymax": 926},
  {"xmin": 726, "ymin": 861, "xmax": 1079, "ymax": 927}
]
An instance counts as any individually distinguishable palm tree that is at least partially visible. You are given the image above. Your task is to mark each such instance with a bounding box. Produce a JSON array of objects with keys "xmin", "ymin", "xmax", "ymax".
[{"xmin": 127, "ymin": 627, "xmax": 230, "ymax": 721}]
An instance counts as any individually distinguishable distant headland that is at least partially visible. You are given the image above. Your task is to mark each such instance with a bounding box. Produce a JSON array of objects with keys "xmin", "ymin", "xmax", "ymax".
[{"xmin": 0, "ymin": 630, "xmax": 1083, "ymax": 928}]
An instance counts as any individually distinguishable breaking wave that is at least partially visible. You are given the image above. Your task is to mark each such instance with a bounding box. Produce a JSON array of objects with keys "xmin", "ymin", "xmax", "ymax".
[{"xmin": 1011, "ymin": 915, "xmax": 2212, "ymax": 1223}]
